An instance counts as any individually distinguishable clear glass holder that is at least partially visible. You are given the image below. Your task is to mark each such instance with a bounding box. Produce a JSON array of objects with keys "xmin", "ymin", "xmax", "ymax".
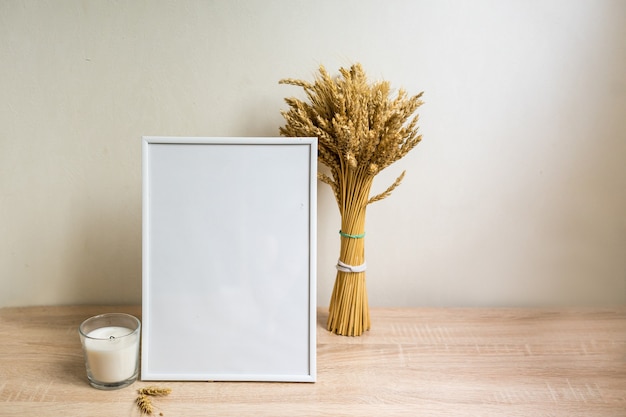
[{"xmin": 79, "ymin": 313, "xmax": 141, "ymax": 390}]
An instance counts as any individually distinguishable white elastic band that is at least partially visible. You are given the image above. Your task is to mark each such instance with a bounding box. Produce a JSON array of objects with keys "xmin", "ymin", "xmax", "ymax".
[{"xmin": 336, "ymin": 259, "xmax": 367, "ymax": 273}]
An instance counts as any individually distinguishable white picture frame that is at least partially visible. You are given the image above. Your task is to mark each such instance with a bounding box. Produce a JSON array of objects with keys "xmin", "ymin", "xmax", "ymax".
[{"xmin": 141, "ymin": 136, "xmax": 317, "ymax": 382}]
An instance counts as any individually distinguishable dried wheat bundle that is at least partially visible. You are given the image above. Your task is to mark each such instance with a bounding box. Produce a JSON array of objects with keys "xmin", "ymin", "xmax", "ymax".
[{"xmin": 280, "ymin": 63, "xmax": 423, "ymax": 336}]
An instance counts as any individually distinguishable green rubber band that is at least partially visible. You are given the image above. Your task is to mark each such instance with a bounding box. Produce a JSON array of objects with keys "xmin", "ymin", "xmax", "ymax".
[{"xmin": 339, "ymin": 230, "xmax": 366, "ymax": 239}]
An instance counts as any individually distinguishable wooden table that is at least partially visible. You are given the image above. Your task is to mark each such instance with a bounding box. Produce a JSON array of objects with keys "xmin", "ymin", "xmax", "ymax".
[{"xmin": 0, "ymin": 306, "xmax": 624, "ymax": 416}]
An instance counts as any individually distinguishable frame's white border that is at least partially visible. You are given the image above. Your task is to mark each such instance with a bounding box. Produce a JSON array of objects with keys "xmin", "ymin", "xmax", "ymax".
[{"xmin": 141, "ymin": 136, "xmax": 316, "ymax": 382}]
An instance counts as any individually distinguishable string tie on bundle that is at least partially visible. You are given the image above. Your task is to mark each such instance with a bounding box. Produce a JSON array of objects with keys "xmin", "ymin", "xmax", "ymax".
[
  {"xmin": 336, "ymin": 259, "xmax": 367, "ymax": 273},
  {"xmin": 339, "ymin": 230, "xmax": 366, "ymax": 239}
]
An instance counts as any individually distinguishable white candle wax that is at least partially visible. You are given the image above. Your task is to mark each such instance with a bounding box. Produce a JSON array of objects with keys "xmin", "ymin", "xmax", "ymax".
[{"xmin": 85, "ymin": 326, "xmax": 138, "ymax": 383}]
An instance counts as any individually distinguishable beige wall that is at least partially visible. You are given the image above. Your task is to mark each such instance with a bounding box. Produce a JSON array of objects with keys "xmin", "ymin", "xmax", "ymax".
[{"xmin": 1, "ymin": 0, "xmax": 625, "ymax": 308}]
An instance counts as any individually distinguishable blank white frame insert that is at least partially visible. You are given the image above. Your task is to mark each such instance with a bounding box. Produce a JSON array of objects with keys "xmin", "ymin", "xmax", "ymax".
[{"xmin": 141, "ymin": 136, "xmax": 317, "ymax": 382}]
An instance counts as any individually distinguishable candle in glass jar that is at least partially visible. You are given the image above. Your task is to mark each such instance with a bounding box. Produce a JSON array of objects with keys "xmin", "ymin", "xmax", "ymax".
[{"xmin": 84, "ymin": 326, "xmax": 138, "ymax": 383}]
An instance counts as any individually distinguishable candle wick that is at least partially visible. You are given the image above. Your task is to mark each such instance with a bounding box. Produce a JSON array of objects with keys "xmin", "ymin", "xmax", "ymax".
[{"xmin": 109, "ymin": 335, "xmax": 116, "ymax": 341}]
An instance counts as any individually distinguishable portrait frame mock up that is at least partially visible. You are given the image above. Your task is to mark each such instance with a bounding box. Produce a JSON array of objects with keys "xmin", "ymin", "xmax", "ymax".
[{"xmin": 141, "ymin": 136, "xmax": 317, "ymax": 382}]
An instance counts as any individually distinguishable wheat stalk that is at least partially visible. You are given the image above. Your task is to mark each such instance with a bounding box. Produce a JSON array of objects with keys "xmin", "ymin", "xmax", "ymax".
[
  {"xmin": 136, "ymin": 394, "xmax": 155, "ymax": 416},
  {"xmin": 136, "ymin": 386, "xmax": 172, "ymax": 415},
  {"xmin": 280, "ymin": 63, "xmax": 423, "ymax": 336},
  {"xmin": 139, "ymin": 386, "xmax": 172, "ymax": 397}
]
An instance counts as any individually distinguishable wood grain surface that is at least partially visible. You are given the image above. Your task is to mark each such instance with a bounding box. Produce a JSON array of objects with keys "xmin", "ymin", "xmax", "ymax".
[{"xmin": 0, "ymin": 306, "xmax": 624, "ymax": 416}]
